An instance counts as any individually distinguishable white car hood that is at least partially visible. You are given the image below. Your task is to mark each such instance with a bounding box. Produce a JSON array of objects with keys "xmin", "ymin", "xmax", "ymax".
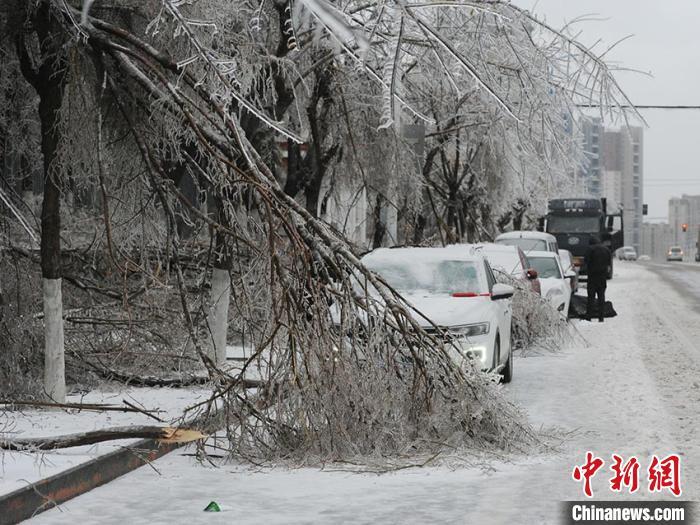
[{"xmin": 401, "ymin": 294, "xmax": 494, "ymax": 328}]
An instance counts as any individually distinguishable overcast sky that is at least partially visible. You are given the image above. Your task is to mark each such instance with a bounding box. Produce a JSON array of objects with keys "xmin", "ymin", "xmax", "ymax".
[{"xmin": 514, "ymin": 0, "xmax": 700, "ymax": 221}]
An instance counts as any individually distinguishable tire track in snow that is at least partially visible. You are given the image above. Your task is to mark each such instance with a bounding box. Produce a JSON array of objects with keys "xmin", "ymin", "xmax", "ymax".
[{"xmin": 625, "ymin": 263, "xmax": 700, "ymax": 500}]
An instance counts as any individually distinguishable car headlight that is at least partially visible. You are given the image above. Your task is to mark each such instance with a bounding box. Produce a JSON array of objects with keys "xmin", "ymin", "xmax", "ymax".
[{"xmin": 448, "ymin": 322, "xmax": 490, "ymax": 338}]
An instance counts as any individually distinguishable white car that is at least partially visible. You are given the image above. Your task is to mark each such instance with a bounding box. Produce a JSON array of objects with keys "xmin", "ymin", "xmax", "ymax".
[
  {"xmin": 525, "ymin": 250, "xmax": 572, "ymax": 316},
  {"xmin": 495, "ymin": 231, "xmax": 559, "ymax": 255},
  {"xmin": 361, "ymin": 246, "xmax": 515, "ymax": 382},
  {"xmin": 667, "ymin": 246, "xmax": 683, "ymax": 262},
  {"xmin": 469, "ymin": 243, "xmax": 541, "ymax": 295},
  {"xmin": 558, "ymin": 249, "xmax": 579, "ymax": 292},
  {"xmin": 618, "ymin": 246, "xmax": 638, "ymax": 261}
]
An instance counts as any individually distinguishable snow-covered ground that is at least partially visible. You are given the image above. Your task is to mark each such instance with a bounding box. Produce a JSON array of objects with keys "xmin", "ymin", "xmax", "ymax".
[
  {"xmin": 0, "ymin": 387, "xmax": 211, "ymax": 496},
  {"xmin": 17, "ymin": 263, "xmax": 700, "ymax": 523}
]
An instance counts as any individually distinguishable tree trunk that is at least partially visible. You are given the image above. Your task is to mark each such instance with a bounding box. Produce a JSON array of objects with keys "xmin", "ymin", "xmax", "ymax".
[
  {"xmin": 372, "ymin": 193, "xmax": 387, "ymax": 249},
  {"xmin": 42, "ymin": 278, "xmax": 65, "ymax": 402},
  {"xmin": 0, "ymin": 426, "xmax": 195, "ymax": 451},
  {"xmin": 208, "ymin": 266, "xmax": 230, "ymax": 365},
  {"xmin": 15, "ymin": 2, "xmax": 69, "ymax": 402},
  {"xmin": 38, "ymin": 65, "xmax": 66, "ymax": 403}
]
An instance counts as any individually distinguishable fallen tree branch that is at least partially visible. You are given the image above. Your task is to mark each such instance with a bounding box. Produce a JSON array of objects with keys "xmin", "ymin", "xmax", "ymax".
[
  {"xmin": 0, "ymin": 400, "xmax": 163, "ymax": 416},
  {"xmin": 80, "ymin": 359, "xmax": 263, "ymax": 389},
  {"xmin": 0, "ymin": 426, "xmax": 190, "ymax": 450}
]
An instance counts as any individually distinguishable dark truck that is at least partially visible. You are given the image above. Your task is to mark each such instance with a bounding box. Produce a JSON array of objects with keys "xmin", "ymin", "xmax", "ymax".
[{"xmin": 539, "ymin": 198, "xmax": 623, "ymax": 279}]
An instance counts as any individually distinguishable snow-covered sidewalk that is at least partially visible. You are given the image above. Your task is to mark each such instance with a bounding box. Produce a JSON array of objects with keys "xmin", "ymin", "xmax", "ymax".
[
  {"xmin": 20, "ymin": 263, "xmax": 700, "ymax": 523},
  {"xmin": 0, "ymin": 387, "xmax": 210, "ymax": 496}
]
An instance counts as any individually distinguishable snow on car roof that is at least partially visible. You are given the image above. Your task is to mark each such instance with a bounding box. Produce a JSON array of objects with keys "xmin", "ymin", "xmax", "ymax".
[
  {"xmin": 525, "ymin": 250, "xmax": 559, "ymax": 259},
  {"xmin": 495, "ymin": 231, "xmax": 556, "ymax": 241},
  {"xmin": 469, "ymin": 243, "xmax": 520, "ymax": 254},
  {"xmin": 361, "ymin": 246, "xmax": 485, "ymax": 265}
]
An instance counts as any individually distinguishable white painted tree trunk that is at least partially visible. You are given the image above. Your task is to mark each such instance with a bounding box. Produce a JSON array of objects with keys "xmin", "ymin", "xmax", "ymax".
[
  {"xmin": 208, "ymin": 268, "xmax": 230, "ymax": 366},
  {"xmin": 43, "ymin": 278, "xmax": 65, "ymax": 403}
]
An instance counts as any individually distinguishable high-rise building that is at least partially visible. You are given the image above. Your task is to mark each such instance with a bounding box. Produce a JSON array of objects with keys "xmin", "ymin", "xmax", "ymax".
[
  {"xmin": 600, "ymin": 127, "xmax": 644, "ymax": 253},
  {"xmin": 600, "ymin": 169, "xmax": 622, "ymax": 210},
  {"xmin": 579, "ymin": 117, "xmax": 602, "ymax": 197},
  {"xmin": 641, "ymin": 222, "xmax": 671, "ymax": 260},
  {"xmin": 668, "ymin": 194, "xmax": 700, "ymax": 257}
]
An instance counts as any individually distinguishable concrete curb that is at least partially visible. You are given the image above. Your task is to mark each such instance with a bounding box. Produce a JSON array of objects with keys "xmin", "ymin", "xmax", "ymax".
[{"xmin": 0, "ymin": 437, "xmax": 184, "ymax": 524}]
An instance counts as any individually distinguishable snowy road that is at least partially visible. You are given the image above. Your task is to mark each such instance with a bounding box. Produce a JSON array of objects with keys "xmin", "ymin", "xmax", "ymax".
[
  {"xmin": 642, "ymin": 260, "xmax": 700, "ymax": 314},
  {"xmin": 31, "ymin": 263, "xmax": 700, "ymax": 524}
]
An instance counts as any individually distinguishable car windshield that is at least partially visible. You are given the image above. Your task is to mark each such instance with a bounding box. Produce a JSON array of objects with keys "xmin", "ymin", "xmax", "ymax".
[
  {"xmin": 363, "ymin": 259, "xmax": 483, "ymax": 295},
  {"xmin": 670, "ymin": 247, "xmax": 682, "ymax": 253},
  {"xmin": 547, "ymin": 216, "xmax": 600, "ymax": 234},
  {"xmin": 527, "ymin": 257, "xmax": 562, "ymax": 279},
  {"xmin": 497, "ymin": 238, "xmax": 547, "ymax": 252},
  {"xmin": 483, "ymin": 252, "xmax": 523, "ymax": 277}
]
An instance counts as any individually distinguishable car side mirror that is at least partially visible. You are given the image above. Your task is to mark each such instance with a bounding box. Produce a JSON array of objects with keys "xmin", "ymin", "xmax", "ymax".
[
  {"xmin": 526, "ymin": 268, "xmax": 538, "ymax": 280},
  {"xmin": 564, "ymin": 270, "xmax": 576, "ymax": 279},
  {"xmin": 491, "ymin": 283, "xmax": 515, "ymax": 300}
]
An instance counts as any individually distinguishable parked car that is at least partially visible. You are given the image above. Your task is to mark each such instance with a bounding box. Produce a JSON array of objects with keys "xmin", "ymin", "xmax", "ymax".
[
  {"xmin": 524, "ymin": 251, "xmax": 572, "ymax": 316},
  {"xmin": 667, "ymin": 246, "xmax": 683, "ymax": 262},
  {"xmin": 360, "ymin": 246, "xmax": 515, "ymax": 382},
  {"xmin": 618, "ymin": 246, "xmax": 638, "ymax": 261},
  {"xmin": 638, "ymin": 255, "xmax": 651, "ymax": 262},
  {"xmin": 471, "ymin": 243, "xmax": 541, "ymax": 295},
  {"xmin": 558, "ymin": 249, "xmax": 579, "ymax": 292},
  {"xmin": 495, "ymin": 231, "xmax": 559, "ymax": 255}
]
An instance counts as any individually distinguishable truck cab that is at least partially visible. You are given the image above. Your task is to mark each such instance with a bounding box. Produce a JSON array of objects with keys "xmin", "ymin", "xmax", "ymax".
[{"xmin": 540, "ymin": 198, "xmax": 623, "ymax": 279}]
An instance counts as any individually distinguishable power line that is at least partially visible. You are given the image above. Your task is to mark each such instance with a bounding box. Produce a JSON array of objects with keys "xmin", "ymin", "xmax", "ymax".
[
  {"xmin": 646, "ymin": 178, "xmax": 700, "ymax": 181},
  {"xmin": 577, "ymin": 104, "xmax": 700, "ymax": 109}
]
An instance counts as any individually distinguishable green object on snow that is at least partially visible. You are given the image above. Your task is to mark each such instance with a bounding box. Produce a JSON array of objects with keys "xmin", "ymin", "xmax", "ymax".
[{"xmin": 204, "ymin": 501, "xmax": 221, "ymax": 512}]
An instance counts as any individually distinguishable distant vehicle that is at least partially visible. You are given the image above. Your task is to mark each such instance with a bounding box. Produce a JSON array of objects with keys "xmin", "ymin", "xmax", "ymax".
[
  {"xmin": 558, "ymin": 249, "xmax": 579, "ymax": 292},
  {"xmin": 638, "ymin": 255, "xmax": 651, "ymax": 262},
  {"xmin": 667, "ymin": 246, "xmax": 683, "ymax": 262},
  {"xmin": 525, "ymin": 251, "xmax": 573, "ymax": 316},
  {"xmin": 540, "ymin": 198, "xmax": 623, "ymax": 280},
  {"xmin": 361, "ymin": 246, "xmax": 515, "ymax": 382},
  {"xmin": 470, "ymin": 243, "xmax": 541, "ymax": 295},
  {"xmin": 618, "ymin": 246, "xmax": 638, "ymax": 261},
  {"xmin": 494, "ymin": 231, "xmax": 558, "ymax": 255}
]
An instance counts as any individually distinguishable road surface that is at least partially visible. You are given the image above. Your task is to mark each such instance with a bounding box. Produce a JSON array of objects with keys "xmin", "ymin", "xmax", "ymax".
[
  {"xmin": 31, "ymin": 263, "xmax": 700, "ymax": 524},
  {"xmin": 641, "ymin": 259, "xmax": 700, "ymax": 314}
]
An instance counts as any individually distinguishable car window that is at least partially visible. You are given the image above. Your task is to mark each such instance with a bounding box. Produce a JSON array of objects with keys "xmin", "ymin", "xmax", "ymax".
[
  {"xmin": 527, "ymin": 257, "xmax": 562, "ymax": 279},
  {"xmin": 363, "ymin": 259, "xmax": 484, "ymax": 295},
  {"xmin": 483, "ymin": 252, "xmax": 522, "ymax": 276}
]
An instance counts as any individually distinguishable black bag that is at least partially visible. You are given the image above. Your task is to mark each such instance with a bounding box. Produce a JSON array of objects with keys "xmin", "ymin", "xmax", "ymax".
[{"xmin": 568, "ymin": 294, "xmax": 617, "ymax": 320}]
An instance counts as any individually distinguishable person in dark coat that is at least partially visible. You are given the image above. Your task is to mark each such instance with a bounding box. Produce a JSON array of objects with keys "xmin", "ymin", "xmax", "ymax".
[{"xmin": 584, "ymin": 235, "xmax": 611, "ymax": 322}]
